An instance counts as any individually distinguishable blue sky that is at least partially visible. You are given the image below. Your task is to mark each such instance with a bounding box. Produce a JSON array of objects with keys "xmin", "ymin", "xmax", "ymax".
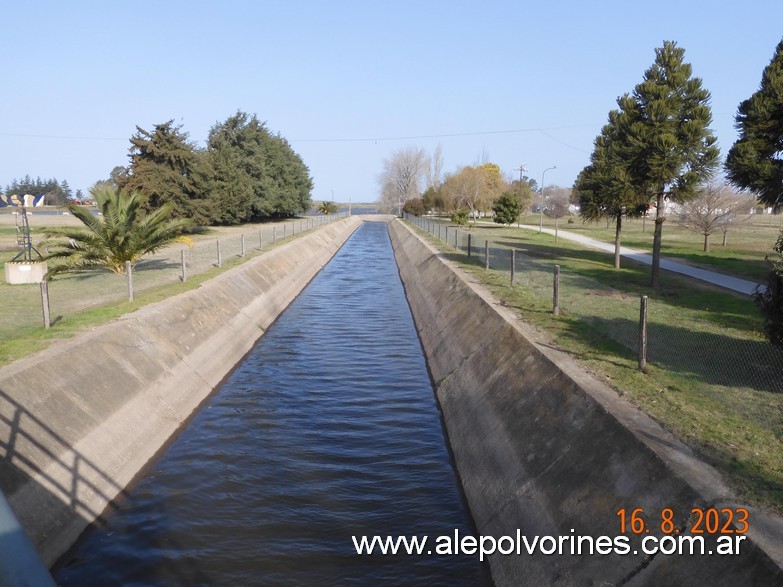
[{"xmin": 2, "ymin": 1, "xmax": 782, "ymax": 203}]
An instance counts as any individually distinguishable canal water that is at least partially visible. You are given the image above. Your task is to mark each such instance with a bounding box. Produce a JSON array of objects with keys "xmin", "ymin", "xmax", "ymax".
[{"xmin": 53, "ymin": 221, "xmax": 487, "ymax": 586}]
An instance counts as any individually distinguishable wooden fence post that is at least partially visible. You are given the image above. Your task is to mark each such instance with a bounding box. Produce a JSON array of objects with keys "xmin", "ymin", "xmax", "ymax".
[
  {"xmin": 40, "ymin": 281, "xmax": 51, "ymax": 328},
  {"xmin": 126, "ymin": 261, "xmax": 134, "ymax": 302},
  {"xmin": 181, "ymin": 250, "xmax": 187, "ymax": 282},
  {"xmin": 639, "ymin": 295, "xmax": 649, "ymax": 372}
]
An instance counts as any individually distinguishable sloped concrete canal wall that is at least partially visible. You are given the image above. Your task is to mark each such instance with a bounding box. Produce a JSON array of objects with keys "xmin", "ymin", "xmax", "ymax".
[
  {"xmin": 388, "ymin": 218, "xmax": 783, "ymax": 586},
  {"xmin": 0, "ymin": 216, "xmax": 361, "ymax": 566}
]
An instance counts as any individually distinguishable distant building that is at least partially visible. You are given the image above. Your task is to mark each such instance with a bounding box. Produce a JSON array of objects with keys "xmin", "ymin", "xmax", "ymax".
[{"xmin": 0, "ymin": 194, "xmax": 46, "ymax": 208}]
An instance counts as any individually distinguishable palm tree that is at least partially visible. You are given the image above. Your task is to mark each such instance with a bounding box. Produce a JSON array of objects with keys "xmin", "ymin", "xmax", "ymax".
[
  {"xmin": 317, "ymin": 200, "xmax": 339, "ymax": 215},
  {"xmin": 43, "ymin": 186, "xmax": 196, "ymax": 278}
]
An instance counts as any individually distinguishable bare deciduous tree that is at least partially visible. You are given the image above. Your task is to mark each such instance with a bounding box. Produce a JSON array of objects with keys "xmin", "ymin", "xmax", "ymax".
[
  {"xmin": 677, "ymin": 183, "xmax": 745, "ymax": 252},
  {"xmin": 378, "ymin": 146, "xmax": 428, "ymax": 215},
  {"xmin": 425, "ymin": 143, "xmax": 444, "ymax": 190},
  {"xmin": 544, "ymin": 194, "xmax": 571, "ymax": 243}
]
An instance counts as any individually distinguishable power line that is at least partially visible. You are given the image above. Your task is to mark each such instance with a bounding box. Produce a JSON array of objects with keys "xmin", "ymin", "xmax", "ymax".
[
  {"xmin": 0, "ymin": 132, "xmax": 127, "ymax": 141},
  {"xmin": 0, "ymin": 124, "xmax": 594, "ymax": 153}
]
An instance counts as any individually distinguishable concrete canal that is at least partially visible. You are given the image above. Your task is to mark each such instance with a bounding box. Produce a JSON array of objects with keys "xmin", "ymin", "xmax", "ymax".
[{"xmin": 53, "ymin": 220, "xmax": 487, "ymax": 585}]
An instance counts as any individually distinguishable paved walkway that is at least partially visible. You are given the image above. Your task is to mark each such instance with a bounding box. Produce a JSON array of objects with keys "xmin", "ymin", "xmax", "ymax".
[{"xmin": 518, "ymin": 224, "xmax": 763, "ymax": 296}]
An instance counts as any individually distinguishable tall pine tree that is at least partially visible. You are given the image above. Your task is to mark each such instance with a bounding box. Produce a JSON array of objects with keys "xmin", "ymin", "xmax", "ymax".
[
  {"xmin": 575, "ymin": 108, "xmax": 647, "ymax": 269},
  {"xmin": 725, "ymin": 39, "xmax": 783, "ymax": 210},
  {"xmin": 205, "ymin": 111, "xmax": 312, "ymax": 222},
  {"xmin": 726, "ymin": 39, "xmax": 783, "ymax": 346},
  {"xmin": 122, "ymin": 120, "xmax": 212, "ymax": 223},
  {"xmin": 622, "ymin": 41, "xmax": 719, "ymax": 288}
]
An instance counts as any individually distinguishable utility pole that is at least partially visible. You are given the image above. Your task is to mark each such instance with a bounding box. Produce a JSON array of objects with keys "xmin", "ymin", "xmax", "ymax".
[{"xmin": 514, "ymin": 163, "xmax": 527, "ymax": 183}]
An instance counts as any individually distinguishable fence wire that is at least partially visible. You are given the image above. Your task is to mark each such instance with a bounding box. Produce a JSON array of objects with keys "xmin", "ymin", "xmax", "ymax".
[
  {"xmin": 405, "ymin": 213, "xmax": 783, "ymax": 398},
  {"xmin": 0, "ymin": 214, "xmax": 346, "ymax": 345}
]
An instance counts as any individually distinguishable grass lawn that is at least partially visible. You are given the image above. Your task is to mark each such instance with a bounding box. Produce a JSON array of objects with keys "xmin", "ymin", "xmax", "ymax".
[
  {"xmin": 516, "ymin": 212, "xmax": 783, "ymax": 282},
  {"xmin": 0, "ymin": 214, "xmax": 342, "ymax": 365},
  {"xmin": 409, "ymin": 217, "xmax": 783, "ymax": 513}
]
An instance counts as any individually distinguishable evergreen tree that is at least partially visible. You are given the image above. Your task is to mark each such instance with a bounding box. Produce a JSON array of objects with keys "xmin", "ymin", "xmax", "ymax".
[
  {"xmin": 255, "ymin": 130, "xmax": 313, "ymax": 218},
  {"xmin": 492, "ymin": 192, "xmax": 521, "ymax": 226},
  {"xmin": 621, "ymin": 41, "xmax": 719, "ymax": 287},
  {"xmin": 753, "ymin": 233, "xmax": 783, "ymax": 347},
  {"xmin": 575, "ymin": 109, "xmax": 646, "ymax": 269},
  {"xmin": 726, "ymin": 39, "xmax": 783, "ymax": 346},
  {"xmin": 204, "ymin": 112, "xmax": 263, "ymax": 224},
  {"xmin": 205, "ymin": 112, "xmax": 313, "ymax": 222},
  {"xmin": 3, "ymin": 176, "xmax": 70, "ymax": 205},
  {"xmin": 725, "ymin": 39, "xmax": 783, "ymax": 210},
  {"xmin": 421, "ymin": 186, "xmax": 439, "ymax": 212},
  {"xmin": 60, "ymin": 179, "xmax": 72, "ymax": 199},
  {"xmin": 122, "ymin": 120, "xmax": 212, "ymax": 223}
]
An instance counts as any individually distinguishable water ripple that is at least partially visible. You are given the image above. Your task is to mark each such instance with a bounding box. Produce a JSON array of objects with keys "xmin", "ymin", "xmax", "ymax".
[{"xmin": 54, "ymin": 222, "xmax": 487, "ymax": 586}]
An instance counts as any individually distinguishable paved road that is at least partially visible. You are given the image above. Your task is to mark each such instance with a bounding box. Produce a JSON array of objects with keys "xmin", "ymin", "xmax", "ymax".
[{"xmin": 518, "ymin": 224, "xmax": 764, "ymax": 296}]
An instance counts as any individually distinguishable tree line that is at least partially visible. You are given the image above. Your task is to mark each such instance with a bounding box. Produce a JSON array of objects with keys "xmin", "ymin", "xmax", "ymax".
[
  {"xmin": 379, "ymin": 146, "xmax": 539, "ymax": 226},
  {"xmin": 4, "ymin": 111, "xmax": 313, "ymax": 226},
  {"xmin": 2, "ymin": 176, "xmax": 81, "ymax": 206},
  {"xmin": 572, "ymin": 38, "xmax": 783, "ymax": 343},
  {"xmin": 107, "ymin": 112, "xmax": 313, "ymax": 225},
  {"xmin": 386, "ymin": 38, "xmax": 783, "ymax": 345}
]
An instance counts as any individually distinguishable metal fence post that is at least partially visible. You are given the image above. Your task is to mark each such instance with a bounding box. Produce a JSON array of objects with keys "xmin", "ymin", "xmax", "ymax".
[
  {"xmin": 40, "ymin": 281, "xmax": 51, "ymax": 328},
  {"xmin": 553, "ymin": 264, "xmax": 560, "ymax": 315},
  {"xmin": 454, "ymin": 227, "xmax": 458, "ymax": 248},
  {"xmin": 485, "ymin": 241, "xmax": 490, "ymax": 270},
  {"xmin": 259, "ymin": 230, "xmax": 263, "ymax": 249},
  {"xmin": 181, "ymin": 250, "xmax": 187, "ymax": 282},
  {"xmin": 126, "ymin": 260, "xmax": 134, "ymax": 302},
  {"xmin": 511, "ymin": 249, "xmax": 516, "ymax": 285},
  {"xmin": 468, "ymin": 233, "xmax": 472, "ymax": 257},
  {"xmin": 240, "ymin": 234, "xmax": 245, "ymax": 257},
  {"xmin": 216, "ymin": 239, "xmax": 222, "ymax": 267},
  {"xmin": 639, "ymin": 295, "xmax": 649, "ymax": 372}
]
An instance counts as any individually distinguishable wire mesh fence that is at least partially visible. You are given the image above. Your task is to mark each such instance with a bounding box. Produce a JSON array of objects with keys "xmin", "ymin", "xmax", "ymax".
[
  {"xmin": 406, "ymin": 213, "xmax": 783, "ymax": 504},
  {"xmin": 404, "ymin": 213, "xmax": 783, "ymax": 395},
  {"xmin": 0, "ymin": 213, "xmax": 348, "ymax": 343}
]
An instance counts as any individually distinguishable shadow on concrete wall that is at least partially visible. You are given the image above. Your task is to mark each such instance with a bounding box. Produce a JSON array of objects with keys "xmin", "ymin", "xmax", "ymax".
[
  {"xmin": 0, "ymin": 387, "xmax": 130, "ymax": 570},
  {"xmin": 0, "ymin": 388, "xmax": 127, "ymax": 519}
]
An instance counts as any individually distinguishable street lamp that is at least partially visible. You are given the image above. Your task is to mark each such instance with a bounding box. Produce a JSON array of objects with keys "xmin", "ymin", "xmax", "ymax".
[
  {"xmin": 539, "ymin": 166, "xmax": 557, "ymax": 233},
  {"xmin": 514, "ymin": 164, "xmax": 527, "ymax": 227}
]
